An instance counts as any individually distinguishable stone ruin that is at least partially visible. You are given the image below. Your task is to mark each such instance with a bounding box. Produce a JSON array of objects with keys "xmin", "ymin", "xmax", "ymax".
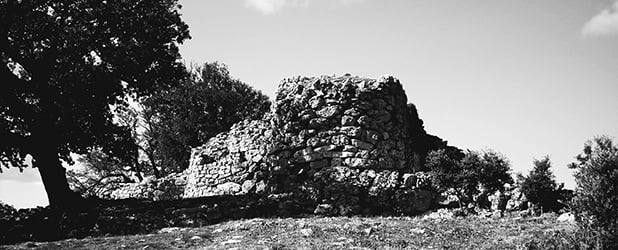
[{"xmin": 104, "ymin": 75, "xmax": 440, "ymax": 215}]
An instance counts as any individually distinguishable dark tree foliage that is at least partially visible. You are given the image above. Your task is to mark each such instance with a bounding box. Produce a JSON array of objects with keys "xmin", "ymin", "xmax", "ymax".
[
  {"xmin": 519, "ymin": 156, "xmax": 564, "ymax": 212},
  {"xmin": 425, "ymin": 149, "xmax": 461, "ymax": 191},
  {"xmin": 0, "ymin": 200, "xmax": 17, "ymax": 218},
  {"xmin": 143, "ymin": 62, "xmax": 271, "ymax": 175},
  {"xmin": 0, "ymin": 0, "xmax": 190, "ymax": 208},
  {"xmin": 569, "ymin": 136, "xmax": 618, "ymax": 249},
  {"xmin": 477, "ymin": 150, "xmax": 513, "ymax": 193},
  {"xmin": 427, "ymin": 149, "xmax": 512, "ymax": 206}
]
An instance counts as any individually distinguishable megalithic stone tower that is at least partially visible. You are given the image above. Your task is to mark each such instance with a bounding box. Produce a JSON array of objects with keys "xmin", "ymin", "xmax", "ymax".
[{"xmin": 266, "ymin": 75, "xmax": 433, "ymax": 215}]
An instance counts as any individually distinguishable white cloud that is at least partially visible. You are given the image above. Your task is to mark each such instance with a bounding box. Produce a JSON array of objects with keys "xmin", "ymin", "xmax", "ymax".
[
  {"xmin": 244, "ymin": 0, "xmax": 367, "ymax": 15},
  {"xmin": 244, "ymin": 0, "xmax": 287, "ymax": 15},
  {"xmin": 582, "ymin": 1, "xmax": 618, "ymax": 37}
]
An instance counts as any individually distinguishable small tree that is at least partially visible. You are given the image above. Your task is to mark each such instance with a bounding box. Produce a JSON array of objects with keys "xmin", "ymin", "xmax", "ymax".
[
  {"xmin": 519, "ymin": 156, "xmax": 562, "ymax": 212},
  {"xmin": 569, "ymin": 136, "xmax": 618, "ymax": 249},
  {"xmin": 477, "ymin": 150, "xmax": 513, "ymax": 193},
  {"xmin": 426, "ymin": 149, "xmax": 461, "ymax": 193}
]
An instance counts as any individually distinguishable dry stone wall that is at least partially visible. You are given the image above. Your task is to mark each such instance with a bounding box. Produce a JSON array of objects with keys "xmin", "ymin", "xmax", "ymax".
[
  {"xmin": 103, "ymin": 173, "xmax": 186, "ymax": 201},
  {"xmin": 183, "ymin": 119, "xmax": 272, "ymax": 198},
  {"xmin": 104, "ymin": 118, "xmax": 273, "ymax": 200}
]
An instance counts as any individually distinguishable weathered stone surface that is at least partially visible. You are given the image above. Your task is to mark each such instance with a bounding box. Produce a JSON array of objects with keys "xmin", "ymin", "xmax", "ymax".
[
  {"xmin": 217, "ymin": 182, "xmax": 242, "ymax": 195},
  {"xmin": 182, "ymin": 118, "xmax": 274, "ymax": 198},
  {"xmin": 241, "ymin": 180, "xmax": 256, "ymax": 194}
]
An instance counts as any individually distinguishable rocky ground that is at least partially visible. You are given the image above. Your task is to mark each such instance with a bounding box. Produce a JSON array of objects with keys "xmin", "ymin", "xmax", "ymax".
[{"xmin": 0, "ymin": 209, "xmax": 576, "ymax": 250}]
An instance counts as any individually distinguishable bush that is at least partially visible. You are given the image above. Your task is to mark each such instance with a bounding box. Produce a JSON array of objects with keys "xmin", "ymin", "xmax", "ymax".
[{"xmin": 569, "ymin": 136, "xmax": 618, "ymax": 249}]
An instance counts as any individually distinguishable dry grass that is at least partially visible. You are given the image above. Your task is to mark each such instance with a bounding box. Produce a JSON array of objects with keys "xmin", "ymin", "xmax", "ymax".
[{"xmin": 0, "ymin": 210, "xmax": 576, "ymax": 250}]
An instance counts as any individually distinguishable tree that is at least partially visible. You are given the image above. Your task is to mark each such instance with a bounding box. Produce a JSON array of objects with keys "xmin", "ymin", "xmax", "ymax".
[
  {"xmin": 477, "ymin": 150, "xmax": 513, "ymax": 194},
  {"xmin": 143, "ymin": 62, "xmax": 271, "ymax": 175},
  {"xmin": 0, "ymin": 0, "xmax": 190, "ymax": 208},
  {"xmin": 519, "ymin": 156, "xmax": 563, "ymax": 212},
  {"xmin": 569, "ymin": 136, "xmax": 618, "ymax": 249},
  {"xmin": 426, "ymin": 149, "xmax": 468, "ymax": 206},
  {"xmin": 427, "ymin": 149, "xmax": 512, "ymax": 207},
  {"xmin": 68, "ymin": 99, "xmax": 166, "ymax": 197}
]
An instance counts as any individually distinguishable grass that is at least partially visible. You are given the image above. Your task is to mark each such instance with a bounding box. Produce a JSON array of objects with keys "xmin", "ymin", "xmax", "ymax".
[{"xmin": 0, "ymin": 210, "xmax": 576, "ymax": 250}]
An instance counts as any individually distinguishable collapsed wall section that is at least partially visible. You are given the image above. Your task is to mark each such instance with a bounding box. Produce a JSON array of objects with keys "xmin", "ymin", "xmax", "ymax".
[{"xmin": 182, "ymin": 119, "xmax": 272, "ymax": 198}]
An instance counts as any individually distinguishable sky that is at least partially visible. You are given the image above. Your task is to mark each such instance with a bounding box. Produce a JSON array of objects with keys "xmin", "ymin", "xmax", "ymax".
[{"xmin": 2, "ymin": 0, "xmax": 618, "ymax": 208}]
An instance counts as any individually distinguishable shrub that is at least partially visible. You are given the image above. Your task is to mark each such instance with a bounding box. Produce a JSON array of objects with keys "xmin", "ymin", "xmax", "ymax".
[{"xmin": 569, "ymin": 136, "xmax": 618, "ymax": 249}]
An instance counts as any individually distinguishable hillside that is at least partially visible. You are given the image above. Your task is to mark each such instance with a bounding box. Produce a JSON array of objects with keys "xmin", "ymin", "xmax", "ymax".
[{"xmin": 1, "ymin": 210, "xmax": 575, "ymax": 250}]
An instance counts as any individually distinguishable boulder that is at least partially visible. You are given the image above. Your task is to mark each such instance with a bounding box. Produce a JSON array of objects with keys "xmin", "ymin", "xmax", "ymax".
[
  {"xmin": 557, "ymin": 212, "xmax": 575, "ymax": 224},
  {"xmin": 217, "ymin": 182, "xmax": 242, "ymax": 195},
  {"xmin": 505, "ymin": 187, "xmax": 528, "ymax": 211}
]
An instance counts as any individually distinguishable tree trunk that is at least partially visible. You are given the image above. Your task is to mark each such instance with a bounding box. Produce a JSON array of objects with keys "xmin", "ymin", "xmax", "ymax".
[{"xmin": 32, "ymin": 143, "xmax": 80, "ymax": 210}]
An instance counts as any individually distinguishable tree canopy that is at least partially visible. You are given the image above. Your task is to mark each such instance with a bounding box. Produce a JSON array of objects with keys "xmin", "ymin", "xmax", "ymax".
[
  {"xmin": 519, "ymin": 156, "xmax": 565, "ymax": 212},
  {"xmin": 427, "ymin": 149, "xmax": 513, "ymax": 206},
  {"xmin": 1, "ymin": 0, "xmax": 190, "ymax": 207}
]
